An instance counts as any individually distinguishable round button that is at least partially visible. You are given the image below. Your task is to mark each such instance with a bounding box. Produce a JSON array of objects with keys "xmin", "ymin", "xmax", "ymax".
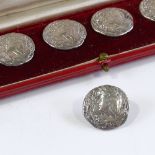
[
  {"xmin": 83, "ymin": 85, "xmax": 129, "ymax": 130},
  {"xmin": 0, "ymin": 33, "xmax": 35, "ymax": 66},
  {"xmin": 91, "ymin": 8, "xmax": 134, "ymax": 37},
  {"xmin": 140, "ymin": 0, "xmax": 155, "ymax": 21},
  {"xmin": 43, "ymin": 19, "xmax": 87, "ymax": 50}
]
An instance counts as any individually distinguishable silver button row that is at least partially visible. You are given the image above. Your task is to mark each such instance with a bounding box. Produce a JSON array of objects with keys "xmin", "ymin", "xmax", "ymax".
[{"xmin": 0, "ymin": 0, "xmax": 153, "ymax": 67}]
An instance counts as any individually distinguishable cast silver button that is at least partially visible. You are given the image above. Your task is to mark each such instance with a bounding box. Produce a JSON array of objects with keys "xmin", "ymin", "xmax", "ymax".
[
  {"xmin": 83, "ymin": 85, "xmax": 129, "ymax": 130},
  {"xmin": 91, "ymin": 8, "xmax": 134, "ymax": 37},
  {"xmin": 0, "ymin": 33, "xmax": 35, "ymax": 66},
  {"xmin": 43, "ymin": 19, "xmax": 87, "ymax": 50},
  {"xmin": 140, "ymin": 0, "xmax": 155, "ymax": 21}
]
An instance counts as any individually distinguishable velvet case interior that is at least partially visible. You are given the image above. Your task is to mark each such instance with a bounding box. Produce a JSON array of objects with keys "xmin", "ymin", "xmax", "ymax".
[{"xmin": 0, "ymin": 0, "xmax": 154, "ymax": 87}]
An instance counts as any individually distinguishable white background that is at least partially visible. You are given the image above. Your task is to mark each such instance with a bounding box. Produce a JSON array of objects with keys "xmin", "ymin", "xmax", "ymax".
[{"xmin": 1, "ymin": 0, "xmax": 155, "ymax": 155}]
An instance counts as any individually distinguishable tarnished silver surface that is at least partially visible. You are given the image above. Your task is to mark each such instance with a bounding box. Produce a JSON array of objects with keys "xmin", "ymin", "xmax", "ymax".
[
  {"xmin": 43, "ymin": 19, "xmax": 87, "ymax": 50},
  {"xmin": 0, "ymin": 33, "xmax": 35, "ymax": 66},
  {"xmin": 91, "ymin": 8, "xmax": 134, "ymax": 37},
  {"xmin": 83, "ymin": 85, "xmax": 129, "ymax": 130},
  {"xmin": 140, "ymin": 0, "xmax": 155, "ymax": 21}
]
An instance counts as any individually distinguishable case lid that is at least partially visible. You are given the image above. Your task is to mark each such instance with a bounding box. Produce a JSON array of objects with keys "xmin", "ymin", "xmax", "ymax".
[{"xmin": 0, "ymin": 0, "xmax": 114, "ymax": 31}]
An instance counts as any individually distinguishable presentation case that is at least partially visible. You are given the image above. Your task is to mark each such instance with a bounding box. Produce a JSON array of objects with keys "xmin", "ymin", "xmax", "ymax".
[{"xmin": 0, "ymin": 0, "xmax": 155, "ymax": 98}]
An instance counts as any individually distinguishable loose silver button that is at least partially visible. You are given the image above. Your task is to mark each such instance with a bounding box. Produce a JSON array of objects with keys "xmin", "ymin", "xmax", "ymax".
[
  {"xmin": 83, "ymin": 85, "xmax": 129, "ymax": 130},
  {"xmin": 43, "ymin": 19, "xmax": 87, "ymax": 50},
  {"xmin": 91, "ymin": 8, "xmax": 134, "ymax": 37},
  {"xmin": 140, "ymin": 0, "xmax": 155, "ymax": 21},
  {"xmin": 0, "ymin": 33, "xmax": 35, "ymax": 67}
]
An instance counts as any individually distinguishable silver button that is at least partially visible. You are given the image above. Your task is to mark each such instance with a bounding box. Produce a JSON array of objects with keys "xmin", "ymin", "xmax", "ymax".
[
  {"xmin": 0, "ymin": 33, "xmax": 35, "ymax": 66},
  {"xmin": 43, "ymin": 19, "xmax": 87, "ymax": 50},
  {"xmin": 140, "ymin": 0, "xmax": 155, "ymax": 21},
  {"xmin": 91, "ymin": 8, "xmax": 134, "ymax": 37},
  {"xmin": 83, "ymin": 85, "xmax": 129, "ymax": 130}
]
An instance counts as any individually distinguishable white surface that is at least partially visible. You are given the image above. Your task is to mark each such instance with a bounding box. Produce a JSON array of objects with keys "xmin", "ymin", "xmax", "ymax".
[{"xmin": 1, "ymin": 56, "xmax": 155, "ymax": 155}]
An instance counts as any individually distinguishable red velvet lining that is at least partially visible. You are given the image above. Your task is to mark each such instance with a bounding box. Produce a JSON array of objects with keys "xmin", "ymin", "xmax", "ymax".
[{"xmin": 0, "ymin": 0, "xmax": 154, "ymax": 86}]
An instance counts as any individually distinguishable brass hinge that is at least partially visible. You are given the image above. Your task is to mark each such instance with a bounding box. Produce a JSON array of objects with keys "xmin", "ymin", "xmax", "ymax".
[{"xmin": 98, "ymin": 52, "xmax": 110, "ymax": 72}]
